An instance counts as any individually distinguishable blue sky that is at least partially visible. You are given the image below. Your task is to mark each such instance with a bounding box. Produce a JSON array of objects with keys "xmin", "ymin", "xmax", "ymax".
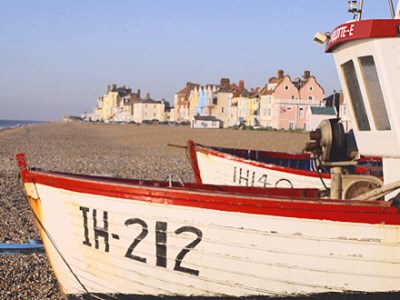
[{"xmin": 0, "ymin": 0, "xmax": 392, "ymax": 121}]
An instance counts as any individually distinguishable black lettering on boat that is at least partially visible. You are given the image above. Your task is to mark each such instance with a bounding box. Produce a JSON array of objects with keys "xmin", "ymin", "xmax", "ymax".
[
  {"xmin": 79, "ymin": 206, "xmax": 92, "ymax": 247},
  {"xmin": 155, "ymin": 221, "xmax": 167, "ymax": 268},
  {"xmin": 258, "ymin": 174, "xmax": 270, "ymax": 188},
  {"xmin": 93, "ymin": 209, "xmax": 110, "ymax": 252},
  {"xmin": 174, "ymin": 226, "xmax": 202, "ymax": 276},
  {"xmin": 239, "ymin": 168, "xmax": 250, "ymax": 186},
  {"xmin": 124, "ymin": 218, "xmax": 148, "ymax": 263},
  {"xmin": 275, "ymin": 178, "xmax": 293, "ymax": 188}
]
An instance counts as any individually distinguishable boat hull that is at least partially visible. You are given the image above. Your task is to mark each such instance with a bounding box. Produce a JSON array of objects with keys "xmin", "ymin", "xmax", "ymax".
[
  {"xmin": 188, "ymin": 141, "xmax": 331, "ymax": 189},
  {"xmin": 16, "ymin": 161, "xmax": 400, "ymax": 298}
]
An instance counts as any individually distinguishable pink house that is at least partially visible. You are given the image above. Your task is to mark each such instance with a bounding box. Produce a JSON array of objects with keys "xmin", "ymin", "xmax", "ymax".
[{"xmin": 259, "ymin": 70, "xmax": 325, "ymax": 130}]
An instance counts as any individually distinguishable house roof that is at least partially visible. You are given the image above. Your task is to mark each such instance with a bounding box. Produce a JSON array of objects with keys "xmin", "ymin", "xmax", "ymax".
[
  {"xmin": 194, "ymin": 115, "xmax": 219, "ymax": 121},
  {"xmin": 176, "ymin": 82, "xmax": 200, "ymax": 99},
  {"xmin": 310, "ymin": 106, "xmax": 336, "ymax": 115},
  {"xmin": 139, "ymin": 98, "xmax": 162, "ymax": 104}
]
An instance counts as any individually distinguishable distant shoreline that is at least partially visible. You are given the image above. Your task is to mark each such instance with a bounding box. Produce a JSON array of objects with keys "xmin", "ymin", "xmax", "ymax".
[{"xmin": 0, "ymin": 121, "xmax": 52, "ymax": 135}]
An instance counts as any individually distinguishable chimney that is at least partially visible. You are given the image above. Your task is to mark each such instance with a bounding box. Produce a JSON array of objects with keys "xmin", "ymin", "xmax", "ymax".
[
  {"xmin": 112, "ymin": 84, "xmax": 117, "ymax": 90},
  {"xmin": 220, "ymin": 78, "xmax": 230, "ymax": 88},
  {"xmin": 304, "ymin": 70, "xmax": 311, "ymax": 79},
  {"xmin": 239, "ymin": 80, "xmax": 244, "ymax": 91},
  {"xmin": 146, "ymin": 93, "xmax": 150, "ymax": 99},
  {"xmin": 137, "ymin": 89, "xmax": 141, "ymax": 98},
  {"xmin": 107, "ymin": 84, "xmax": 111, "ymax": 92},
  {"xmin": 277, "ymin": 70, "xmax": 284, "ymax": 79},
  {"xmin": 186, "ymin": 82, "xmax": 192, "ymax": 87}
]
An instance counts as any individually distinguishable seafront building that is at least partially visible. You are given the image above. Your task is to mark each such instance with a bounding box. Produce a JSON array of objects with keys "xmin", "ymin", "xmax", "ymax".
[
  {"xmin": 87, "ymin": 70, "xmax": 350, "ymax": 131},
  {"xmin": 132, "ymin": 93, "xmax": 168, "ymax": 123}
]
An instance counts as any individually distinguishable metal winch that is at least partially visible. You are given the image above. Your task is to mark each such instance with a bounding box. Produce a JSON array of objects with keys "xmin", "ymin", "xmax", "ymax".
[{"xmin": 305, "ymin": 118, "xmax": 383, "ymax": 200}]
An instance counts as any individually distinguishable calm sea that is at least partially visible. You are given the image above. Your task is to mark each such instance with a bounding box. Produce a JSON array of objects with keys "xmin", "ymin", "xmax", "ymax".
[{"xmin": 0, "ymin": 119, "xmax": 43, "ymax": 130}]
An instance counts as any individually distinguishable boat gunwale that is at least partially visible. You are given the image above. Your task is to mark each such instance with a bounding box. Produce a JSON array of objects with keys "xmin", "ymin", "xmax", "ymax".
[
  {"xmin": 18, "ymin": 167, "xmax": 400, "ymax": 225},
  {"xmin": 191, "ymin": 142, "xmax": 331, "ymax": 180}
]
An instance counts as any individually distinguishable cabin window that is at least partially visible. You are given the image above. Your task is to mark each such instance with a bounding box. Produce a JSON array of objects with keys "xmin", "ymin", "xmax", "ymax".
[
  {"xmin": 341, "ymin": 60, "xmax": 370, "ymax": 131},
  {"xmin": 359, "ymin": 56, "xmax": 391, "ymax": 131}
]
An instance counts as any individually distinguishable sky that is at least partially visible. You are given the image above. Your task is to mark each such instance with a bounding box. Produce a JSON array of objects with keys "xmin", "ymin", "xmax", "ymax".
[{"xmin": 0, "ymin": 0, "xmax": 393, "ymax": 121}]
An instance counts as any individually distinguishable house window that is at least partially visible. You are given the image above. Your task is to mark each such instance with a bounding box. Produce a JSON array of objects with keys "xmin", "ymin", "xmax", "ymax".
[
  {"xmin": 299, "ymin": 107, "xmax": 304, "ymax": 118},
  {"xmin": 221, "ymin": 107, "xmax": 224, "ymax": 113},
  {"xmin": 308, "ymin": 96, "xmax": 313, "ymax": 101},
  {"xmin": 267, "ymin": 108, "xmax": 271, "ymax": 117},
  {"xmin": 289, "ymin": 122, "xmax": 295, "ymax": 130},
  {"xmin": 291, "ymin": 95, "xmax": 295, "ymax": 99},
  {"xmin": 309, "ymin": 86, "xmax": 313, "ymax": 91},
  {"xmin": 285, "ymin": 85, "xmax": 289, "ymax": 90}
]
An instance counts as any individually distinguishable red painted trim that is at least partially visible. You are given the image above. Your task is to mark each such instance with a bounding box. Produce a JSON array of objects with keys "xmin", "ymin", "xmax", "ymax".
[
  {"xmin": 187, "ymin": 140, "xmax": 202, "ymax": 184},
  {"xmin": 15, "ymin": 153, "xmax": 400, "ymax": 225},
  {"xmin": 194, "ymin": 144, "xmax": 331, "ymax": 180},
  {"xmin": 326, "ymin": 19, "xmax": 400, "ymax": 53}
]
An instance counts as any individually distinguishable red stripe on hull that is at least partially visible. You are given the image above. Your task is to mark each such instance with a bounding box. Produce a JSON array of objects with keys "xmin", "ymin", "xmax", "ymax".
[
  {"xmin": 19, "ymin": 171, "xmax": 400, "ymax": 226},
  {"xmin": 191, "ymin": 143, "xmax": 331, "ymax": 180}
]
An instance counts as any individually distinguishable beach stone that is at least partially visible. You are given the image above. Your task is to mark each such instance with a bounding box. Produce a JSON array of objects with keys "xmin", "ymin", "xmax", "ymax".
[{"xmin": 0, "ymin": 122, "xmax": 308, "ymax": 299}]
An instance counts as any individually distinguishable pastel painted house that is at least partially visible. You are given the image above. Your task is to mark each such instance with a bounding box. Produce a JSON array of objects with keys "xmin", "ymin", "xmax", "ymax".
[
  {"xmin": 188, "ymin": 84, "xmax": 218, "ymax": 119},
  {"xmin": 133, "ymin": 93, "xmax": 166, "ymax": 123},
  {"xmin": 95, "ymin": 85, "xmax": 140, "ymax": 122},
  {"xmin": 259, "ymin": 70, "xmax": 325, "ymax": 130},
  {"xmin": 174, "ymin": 82, "xmax": 199, "ymax": 123}
]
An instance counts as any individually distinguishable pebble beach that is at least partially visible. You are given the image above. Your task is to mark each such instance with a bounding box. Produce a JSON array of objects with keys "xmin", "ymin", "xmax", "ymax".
[{"xmin": 0, "ymin": 121, "xmax": 309, "ymax": 299}]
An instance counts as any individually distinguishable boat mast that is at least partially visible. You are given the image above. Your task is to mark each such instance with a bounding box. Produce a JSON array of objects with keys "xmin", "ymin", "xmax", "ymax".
[
  {"xmin": 357, "ymin": 0, "xmax": 363, "ymax": 20},
  {"xmin": 396, "ymin": 0, "xmax": 400, "ymax": 18},
  {"xmin": 389, "ymin": 0, "xmax": 395, "ymax": 18},
  {"xmin": 348, "ymin": 0, "xmax": 363, "ymax": 20}
]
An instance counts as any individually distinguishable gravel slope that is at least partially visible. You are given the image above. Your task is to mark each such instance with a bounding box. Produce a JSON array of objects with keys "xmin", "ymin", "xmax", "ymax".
[{"xmin": 0, "ymin": 122, "xmax": 309, "ymax": 299}]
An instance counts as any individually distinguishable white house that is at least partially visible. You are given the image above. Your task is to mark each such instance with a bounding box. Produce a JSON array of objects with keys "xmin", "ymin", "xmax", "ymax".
[{"xmin": 191, "ymin": 115, "xmax": 221, "ymax": 129}]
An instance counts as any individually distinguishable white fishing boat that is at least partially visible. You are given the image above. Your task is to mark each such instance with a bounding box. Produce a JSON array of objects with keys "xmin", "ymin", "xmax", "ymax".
[
  {"xmin": 187, "ymin": 140, "xmax": 383, "ymax": 191},
  {"xmin": 17, "ymin": 1, "xmax": 400, "ymax": 298}
]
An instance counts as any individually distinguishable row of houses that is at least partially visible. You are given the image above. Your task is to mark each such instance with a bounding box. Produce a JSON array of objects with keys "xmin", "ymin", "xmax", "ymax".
[
  {"xmin": 175, "ymin": 70, "xmax": 351, "ymax": 131},
  {"xmin": 86, "ymin": 84, "xmax": 170, "ymax": 123},
  {"xmin": 85, "ymin": 70, "xmax": 351, "ymax": 131}
]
